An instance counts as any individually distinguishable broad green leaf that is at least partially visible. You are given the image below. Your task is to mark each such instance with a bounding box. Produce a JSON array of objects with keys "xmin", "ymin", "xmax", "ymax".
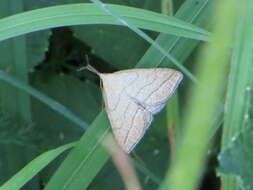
[
  {"xmin": 32, "ymin": 74, "xmax": 101, "ymax": 126},
  {"xmin": 219, "ymin": 127, "xmax": 253, "ymax": 190},
  {"xmin": 0, "ymin": 70, "xmax": 89, "ymax": 129},
  {"xmin": 26, "ymin": 31, "xmax": 51, "ymax": 71}
]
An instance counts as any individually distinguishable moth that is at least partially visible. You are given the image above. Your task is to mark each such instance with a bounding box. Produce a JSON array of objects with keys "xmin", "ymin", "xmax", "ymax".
[{"xmin": 83, "ymin": 65, "xmax": 183, "ymax": 153}]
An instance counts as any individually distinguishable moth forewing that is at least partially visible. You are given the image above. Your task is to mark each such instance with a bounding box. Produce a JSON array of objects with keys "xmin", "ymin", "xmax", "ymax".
[{"xmin": 99, "ymin": 68, "xmax": 183, "ymax": 153}]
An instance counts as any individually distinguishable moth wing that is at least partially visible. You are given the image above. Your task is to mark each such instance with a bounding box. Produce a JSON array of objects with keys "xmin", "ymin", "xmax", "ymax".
[{"xmin": 100, "ymin": 68, "xmax": 182, "ymax": 152}]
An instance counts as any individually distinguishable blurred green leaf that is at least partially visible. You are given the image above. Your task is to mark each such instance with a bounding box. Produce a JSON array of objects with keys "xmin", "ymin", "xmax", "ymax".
[
  {"xmin": 164, "ymin": 0, "xmax": 239, "ymax": 189},
  {"xmin": 220, "ymin": 1, "xmax": 253, "ymax": 189},
  {"xmin": 0, "ymin": 1, "xmax": 36, "ymax": 189},
  {"xmin": 218, "ymin": 126, "xmax": 253, "ymax": 190}
]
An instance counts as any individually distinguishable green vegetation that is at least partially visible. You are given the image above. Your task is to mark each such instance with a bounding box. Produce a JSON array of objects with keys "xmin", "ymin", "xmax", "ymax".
[{"xmin": 0, "ymin": 0, "xmax": 252, "ymax": 190}]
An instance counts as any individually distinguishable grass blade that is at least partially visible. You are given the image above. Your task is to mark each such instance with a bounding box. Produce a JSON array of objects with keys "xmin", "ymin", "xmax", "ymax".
[
  {"xmin": 0, "ymin": 142, "xmax": 76, "ymax": 190},
  {"xmin": 44, "ymin": 111, "xmax": 110, "ymax": 190},
  {"xmin": 0, "ymin": 4, "xmax": 209, "ymax": 43}
]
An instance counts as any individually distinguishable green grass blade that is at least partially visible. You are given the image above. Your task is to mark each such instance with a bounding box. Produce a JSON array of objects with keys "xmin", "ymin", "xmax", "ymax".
[
  {"xmin": 44, "ymin": 111, "xmax": 110, "ymax": 190},
  {"xmin": 221, "ymin": 1, "xmax": 253, "ymax": 189},
  {"xmin": 0, "ymin": 142, "xmax": 76, "ymax": 190},
  {"xmin": 0, "ymin": 4, "xmax": 209, "ymax": 43}
]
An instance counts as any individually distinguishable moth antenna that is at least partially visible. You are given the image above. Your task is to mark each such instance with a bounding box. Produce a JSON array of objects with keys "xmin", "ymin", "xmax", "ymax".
[
  {"xmin": 84, "ymin": 55, "xmax": 104, "ymax": 110},
  {"xmin": 86, "ymin": 64, "xmax": 101, "ymax": 76},
  {"xmin": 78, "ymin": 55, "xmax": 101, "ymax": 76}
]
